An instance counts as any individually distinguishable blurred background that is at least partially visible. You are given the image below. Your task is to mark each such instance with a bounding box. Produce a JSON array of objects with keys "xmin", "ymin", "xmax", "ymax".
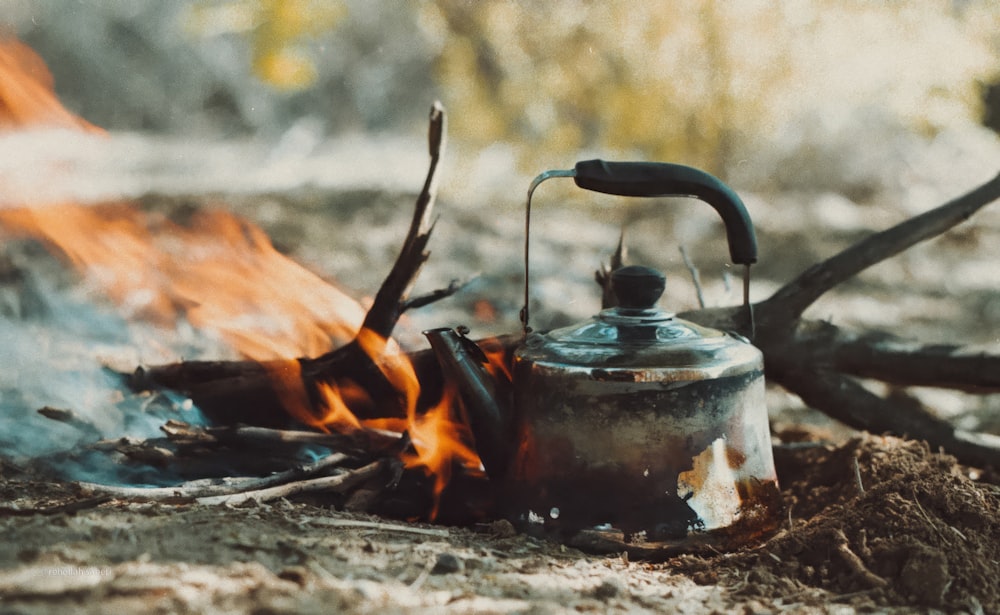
[
  {"xmin": 1, "ymin": 0, "xmax": 999, "ymax": 424},
  {"xmin": 4, "ymin": 0, "xmax": 999, "ymax": 176},
  {"xmin": 2, "ymin": 0, "xmax": 999, "ymax": 348},
  {"xmin": 2, "ymin": 0, "xmax": 1000, "ymax": 331}
]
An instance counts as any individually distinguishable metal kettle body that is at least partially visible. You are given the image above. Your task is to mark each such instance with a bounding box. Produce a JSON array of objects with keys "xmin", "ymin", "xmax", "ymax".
[
  {"xmin": 505, "ymin": 267, "xmax": 778, "ymax": 544},
  {"xmin": 425, "ymin": 160, "xmax": 781, "ymax": 549}
]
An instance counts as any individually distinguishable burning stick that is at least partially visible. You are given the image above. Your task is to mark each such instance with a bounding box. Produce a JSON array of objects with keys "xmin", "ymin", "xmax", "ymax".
[
  {"xmin": 157, "ymin": 420, "xmax": 403, "ymax": 456},
  {"xmin": 360, "ymin": 100, "xmax": 447, "ymax": 339},
  {"xmin": 127, "ymin": 103, "xmax": 460, "ymax": 427},
  {"xmin": 211, "ymin": 424, "xmax": 402, "ymax": 454}
]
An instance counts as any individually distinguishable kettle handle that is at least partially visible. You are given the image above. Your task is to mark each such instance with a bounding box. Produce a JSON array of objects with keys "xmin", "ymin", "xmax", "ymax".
[
  {"xmin": 573, "ymin": 160, "xmax": 757, "ymax": 265},
  {"xmin": 522, "ymin": 160, "xmax": 757, "ymax": 334}
]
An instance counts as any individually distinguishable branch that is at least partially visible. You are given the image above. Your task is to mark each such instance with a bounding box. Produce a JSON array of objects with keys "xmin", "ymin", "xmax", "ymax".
[
  {"xmin": 759, "ymin": 171, "xmax": 1000, "ymax": 323},
  {"xmin": 793, "ymin": 321, "xmax": 1000, "ymax": 393},
  {"xmin": 768, "ymin": 360, "xmax": 1000, "ymax": 469},
  {"xmin": 401, "ymin": 277, "xmax": 471, "ymax": 312},
  {"xmin": 195, "ymin": 458, "xmax": 387, "ymax": 506},
  {"xmin": 361, "ymin": 101, "xmax": 446, "ymax": 338},
  {"xmin": 129, "ymin": 105, "xmax": 452, "ymax": 427},
  {"xmin": 77, "ymin": 452, "xmax": 349, "ymax": 501},
  {"xmin": 207, "ymin": 424, "xmax": 403, "ymax": 453}
]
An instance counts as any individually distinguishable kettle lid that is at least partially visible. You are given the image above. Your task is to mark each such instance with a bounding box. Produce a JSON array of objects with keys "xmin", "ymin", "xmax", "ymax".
[{"xmin": 518, "ymin": 266, "xmax": 761, "ymax": 374}]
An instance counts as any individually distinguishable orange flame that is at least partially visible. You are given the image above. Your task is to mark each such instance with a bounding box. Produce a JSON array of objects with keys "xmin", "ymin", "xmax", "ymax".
[
  {"xmin": 0, "ymin": 35, "xmax": 365, "ymax": 361},
  {"xmin": 0, "ymin": 203, "xmax": 365, "ymax": 361},
  {"xmin": 262, "ymin": 332, "xmax": 486, "ymax": 518},
  {"xmin": 479, "ymin": 335, "xmax": 514, "ymax": 383},
  {"xmin": 263, "ymin": 359, "xmax": 364, "ymax": 434},
  {"xmin": 0, "ymin": 35, "xmax": 485, "ymax": 516},
  {"xmin": 0, "ymin": 37, "xmax": 103, "ymax": 133},
  {"xmin": 356, "ymin": 328, "xmax": 483, "ymax": 518}
]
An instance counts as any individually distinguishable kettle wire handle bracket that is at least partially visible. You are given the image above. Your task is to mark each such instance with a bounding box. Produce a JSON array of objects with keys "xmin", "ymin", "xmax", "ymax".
[{"xmin": 522, "ymin": 160, "xmax": 758, "ymax": 338}]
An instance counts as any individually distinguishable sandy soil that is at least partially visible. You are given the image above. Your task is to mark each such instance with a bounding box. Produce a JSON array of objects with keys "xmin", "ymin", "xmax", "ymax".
[{"xmin": 1, "ymin": 433, "xmax": 997, "ymax": 614}]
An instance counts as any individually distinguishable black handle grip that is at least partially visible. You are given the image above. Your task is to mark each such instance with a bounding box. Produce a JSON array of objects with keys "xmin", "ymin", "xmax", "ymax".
[{"xmin": 574, "ymin": 159, "xmax": 757, "ymax": 265}]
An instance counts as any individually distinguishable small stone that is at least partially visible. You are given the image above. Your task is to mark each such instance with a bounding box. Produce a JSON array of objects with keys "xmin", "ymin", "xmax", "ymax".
[
  {"xmin": 463, "ymin": 556, "xmax": 497, "ymax": 572},
  {"xmin": 277, "ymin": 566, "xmax": 309, "ymax": 586},
  {"xmin": 898, "ymin": 547, "xmax": 950, "ymax": 606},
  {"xmin": 431, "ymin": 552, "xmax": 464, "ymax": 575},
  {"xmin": 592, "ymin": 577, "xmax": 625, "ymax": 600},
  {"xmin": 486, "ymin": 519, "xmax": 517, "ymax": 538}
]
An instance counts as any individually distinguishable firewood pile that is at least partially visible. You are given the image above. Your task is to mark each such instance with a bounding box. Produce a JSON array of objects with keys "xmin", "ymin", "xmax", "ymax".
[{"xmin": 16, "ymin": 105, "xmax": 493, "ymax": 531}]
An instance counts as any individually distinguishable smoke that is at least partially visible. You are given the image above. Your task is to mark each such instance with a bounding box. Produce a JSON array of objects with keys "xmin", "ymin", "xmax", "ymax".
[{"xmin": 0, "ymin": 246, "xmax": 214, "ymax": 484}]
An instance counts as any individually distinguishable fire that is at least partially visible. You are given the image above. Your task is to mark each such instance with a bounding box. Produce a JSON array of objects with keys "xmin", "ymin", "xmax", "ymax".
[
  {"xmin": 0, "ymin": 38, "xmax": 102, "ymax": 133},
  {"xmin": 263, "ymin": 359, "xmax": 364, "ymax": 434},
  {"xmin": 261, "ymin": 330, "xmax": 485, "ymax": 519},
  {"xmin": 355, "ymin": 328, "xmax": 483, "ymax": 518},
  {"xmin": 478, "ymin": 335, "xmax": 514, "ymax": 383},
  {"xmin": 0, "ymin": 35, "xmax": 483, "ymax": 516},
  {"xmin": 0, "ymin": 35, "xmax": 365, "ymax": 361},
  {"xmin": 0, "ymin": 203, "xmax": 366, "ymax": 360}
]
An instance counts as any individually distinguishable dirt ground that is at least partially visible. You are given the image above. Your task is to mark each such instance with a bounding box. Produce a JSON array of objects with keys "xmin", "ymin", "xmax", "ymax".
[{"xmin": 0, "ymin": 433, "xmax": 996, "ymax": 614}]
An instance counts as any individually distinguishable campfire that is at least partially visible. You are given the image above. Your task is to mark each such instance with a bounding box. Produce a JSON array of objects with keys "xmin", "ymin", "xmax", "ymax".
[{"xmin": 0, "ymin": 36, "xmax": 488, "ymax": 525}]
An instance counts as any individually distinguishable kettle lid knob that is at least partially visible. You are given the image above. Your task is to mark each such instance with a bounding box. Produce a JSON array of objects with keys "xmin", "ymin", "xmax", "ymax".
[{"xmin": 611, "ymin": 265, "xmax": 666, "ymax": 310}]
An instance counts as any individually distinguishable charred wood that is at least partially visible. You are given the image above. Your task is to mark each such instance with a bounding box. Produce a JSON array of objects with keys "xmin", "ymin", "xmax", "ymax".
[
  {"xmin": 358, "ymin": 101, "xmax": 445, "ymax": 339},
  {"xmin": 787, "ymin": 321, "xmax": 1000, "ymax": 393},
  {"xmin": 125, "ymin": 103, "xmax": 454, "ymax": 426}
]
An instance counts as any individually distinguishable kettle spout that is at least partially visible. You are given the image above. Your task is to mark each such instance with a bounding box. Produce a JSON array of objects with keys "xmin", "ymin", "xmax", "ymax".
[{"xmin": 423, "ymin": 327, "xmax": 514, "ymax": 481}]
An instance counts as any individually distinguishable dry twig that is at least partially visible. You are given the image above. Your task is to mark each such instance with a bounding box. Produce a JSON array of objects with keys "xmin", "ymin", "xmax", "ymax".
[
  {"xmin": 679, "ymin": 245, "xmax": 706, "ymax": 309},
  {"xmin": 78, "ymin": 452, "xmax": 349, "ymax": 501},
  {"xmin": 305, "ymin": 517, "xmax": 451, "ymax": 537},
  {"xmin": 0, "ymin": 495, "xmax": 112, "ymax": 517},
  {"xmin": 196, "ymin": 459, "xmax": 386, "ymax": 506},
  {"xmin": 831, "ymin": 529, "xmax": 888, "ymax": 589}
]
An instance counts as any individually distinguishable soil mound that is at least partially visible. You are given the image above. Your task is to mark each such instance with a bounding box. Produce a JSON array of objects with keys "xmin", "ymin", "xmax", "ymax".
[{"xmin": 671, "ymin": 434, "xmax": 1000, "ymax": 612}]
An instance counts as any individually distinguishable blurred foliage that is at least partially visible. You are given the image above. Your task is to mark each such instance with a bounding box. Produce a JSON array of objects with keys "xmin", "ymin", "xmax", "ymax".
[
  {"xmin": 186, "ymin": 0, "xmax": 345, "ymax": 91},
  {"xmin": 419, "ymin": 1, "xmax": 781, "ymax": 173},
  {"xmin": 180, "ymin": 1, "xmax": 1000, "ymax": 177},
  {"xmin": 417, "ymin": 1, "xmax": 1000, "ymax": 175}
]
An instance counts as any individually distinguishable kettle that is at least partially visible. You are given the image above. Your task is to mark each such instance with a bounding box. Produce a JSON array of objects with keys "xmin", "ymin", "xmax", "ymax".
[{"xmin": 425, "ymin": 160, "xmax": 780, "ymax": 550}]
